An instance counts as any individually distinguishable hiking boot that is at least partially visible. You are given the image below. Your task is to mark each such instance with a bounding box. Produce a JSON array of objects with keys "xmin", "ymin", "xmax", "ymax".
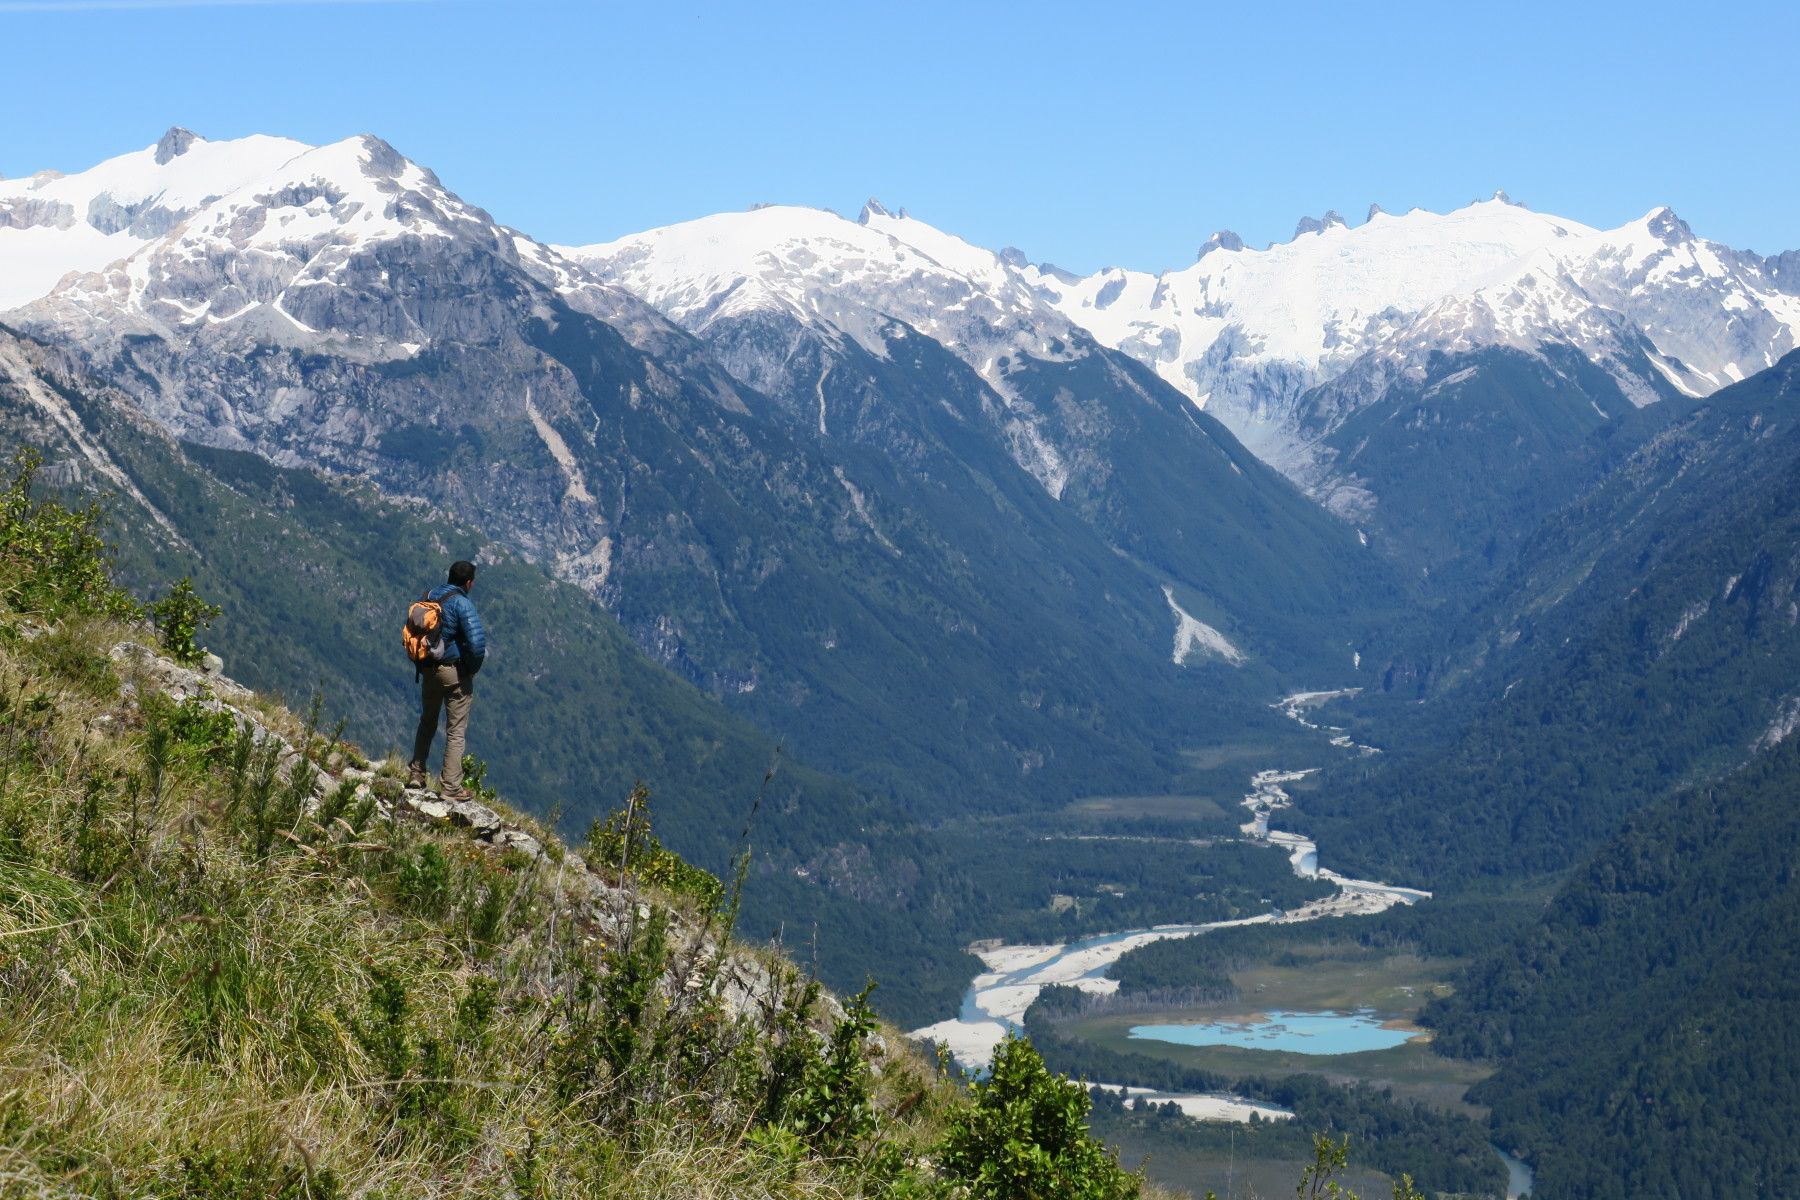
[
  {"xmin": 437, "ymin": 784, "xmax": 473, "ymax": 802},
  {"xmin": 406, "ymin": 764, "xmax": 427, "ymax": 790}
]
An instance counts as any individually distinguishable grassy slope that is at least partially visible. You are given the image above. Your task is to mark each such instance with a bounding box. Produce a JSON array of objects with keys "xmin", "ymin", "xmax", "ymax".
[
  {"xmin": 0, "ymin": 613, "xmax": 957, "ymax": 1197},
  {"xmin": 0, "ymin": 605, "xmax": 1208, "ymax": 1200}
]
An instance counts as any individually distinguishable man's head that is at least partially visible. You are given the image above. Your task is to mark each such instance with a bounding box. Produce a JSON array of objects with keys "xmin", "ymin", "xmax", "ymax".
[{"xmin": 448, "ymin": 560, "xmax": 477, "ymax": 591}]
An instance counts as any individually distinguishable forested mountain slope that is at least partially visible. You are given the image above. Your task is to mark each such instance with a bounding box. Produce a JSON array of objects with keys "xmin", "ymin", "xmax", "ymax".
[
  {"xmin": 573, "ymin": 203, "xmax": 1404, "ymax": 679},
  {"xmin": 1426, "ymin": 734, "xmax": 1800, "ymax": 1200},
  {"xmin": 1299, "ymin": 352, "xmax": 1800, "ymax": 886},
  {"xmin": 1306, "ymin": 342, "xmax": 1692, "ymax": 591}
]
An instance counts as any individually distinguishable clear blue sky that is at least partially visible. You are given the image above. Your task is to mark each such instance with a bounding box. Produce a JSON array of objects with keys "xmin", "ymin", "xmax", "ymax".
[{"xmin": 4, "ymin": 0, "xmax": 1795, "ymax": 273}]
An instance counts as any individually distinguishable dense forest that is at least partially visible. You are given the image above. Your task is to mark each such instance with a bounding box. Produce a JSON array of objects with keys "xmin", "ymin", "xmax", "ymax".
[
  {"xmin": 1298, "ymin": 355, "xmax": 1800, "ymax": 890},
  {"xmin": 1423, "ymin": 735, "xmax": 1800, "ymax": 1199}
]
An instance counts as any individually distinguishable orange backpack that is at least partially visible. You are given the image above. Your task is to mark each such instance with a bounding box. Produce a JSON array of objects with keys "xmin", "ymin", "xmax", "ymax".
[{"xmin": 402, "ymin": 590, "xmax": 450, "ymax": 669}]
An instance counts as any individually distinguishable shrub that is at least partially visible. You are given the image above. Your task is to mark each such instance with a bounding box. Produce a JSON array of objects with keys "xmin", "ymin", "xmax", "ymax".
[
  {"xmin": 148, "ymin": 576, "xmax": 222, "ymax": 667},
  {"xmin": 1296, "ymin": 1133, "xmax": 1427, "ymax": 1200},
  {"xmin": 141, "ymin": 693, "xmax": 240, "ymax": 768},
  {"xmin": 937, "ymin": 1034, "xmax": 1141, "ymax": 1200},
  {"xmin": 396, "ymin": 843, "xmax": 452, "ymax": 917},
  {"xmin": 0, "ymin": 448, "xmax": 138, "ymax": 621},
  {"xmin": 585, "ymin": 783, "xmax": 723, "ymax": 911},
  {"xmin": 173, "ymin": 1145, "xmax": 344, "ymax": 1199},
  {"xmin": 785, "ymin": 983, "xmax": 880, "ymax": 1150}
]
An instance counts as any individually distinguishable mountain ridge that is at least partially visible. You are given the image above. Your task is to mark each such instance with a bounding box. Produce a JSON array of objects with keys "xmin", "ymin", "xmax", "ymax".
[{"xmin": 10, "ymin": 128, "xmax": 1796, "ymax": 511}]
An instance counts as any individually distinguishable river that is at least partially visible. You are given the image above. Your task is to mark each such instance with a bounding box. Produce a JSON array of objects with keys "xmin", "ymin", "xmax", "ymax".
[
  {"xmin": 909, "ymin": 690, "xmax": 1430, "ymax": 1122},
  {"xmin": 1496, "ymin": 1145, "xmax": 1536, "ymax": 1198}
]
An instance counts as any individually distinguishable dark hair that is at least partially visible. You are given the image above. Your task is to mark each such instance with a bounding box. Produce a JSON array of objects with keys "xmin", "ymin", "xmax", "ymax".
[{"xmin": 448, "ymin": 560, "xmax": 477, "ymax": 587}]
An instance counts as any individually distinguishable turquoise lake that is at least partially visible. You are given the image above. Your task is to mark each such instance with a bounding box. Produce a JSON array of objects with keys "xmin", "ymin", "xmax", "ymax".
[{"xmin": 1128, "ymin": 1009, "xmax": 1418, "ymax": 1055}]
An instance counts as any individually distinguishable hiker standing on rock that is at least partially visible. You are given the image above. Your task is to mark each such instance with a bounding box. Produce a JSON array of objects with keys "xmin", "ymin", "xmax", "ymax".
[{"xmin": 403, "ymin": 560, "xmax": 487, "ymax": 799}]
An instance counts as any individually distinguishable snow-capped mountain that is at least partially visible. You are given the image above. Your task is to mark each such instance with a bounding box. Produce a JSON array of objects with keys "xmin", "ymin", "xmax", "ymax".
[
  {"xmin": 14, "ymin": 131, "xmax": 1793, "ymax": 507},
  {"xmin": 1025, "ymin": 198, "xmax": 1800, "ymax": 474},
  {"xmin": 1322, "ymin": 207, "xmax": 1800, "ymax": 412},
  {"xmin": 571, "ymin": 190, "xmax": 1800, "ymax": 503},
  {"xmin": 1392, "ymin": 208, "xmax": 1799, "ymax": 394},
  {"xmin": 4, "ymin": 129, "xmax": 699, "ymax": 374},
  {"xmin": 1279, "ymin": 206, "xmax": 1800, "ymax": 563},
  {"xmin": 566, "ymin": 198, "xmax": 1392, "ymax": 677},
  {"xmin": 9, "ymin": 124, "xmax": 1792, "ymax": 689},
  {"xmin": 566, "ymin": 201, "xmax": 1109, "ymax": 498},
  {"xmin": 0, "ymin": 128, "xmax": 308, "ymax": 311},
  {"xmin": 572, "ymin": 200, "xmax": 1074, "ymax": 370},
  {"xmin": 3, "ymin": 128, "xmax": 746, "ymax": 601},
  {"xmin": 1021, "ymin": 195, "xmax": 1600, "ymax": 467}
]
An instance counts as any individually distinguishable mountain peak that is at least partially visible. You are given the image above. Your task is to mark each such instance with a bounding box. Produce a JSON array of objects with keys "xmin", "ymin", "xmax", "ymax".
[
  {"xmin": 1485, "ymin": 189, "xmax": 1523, "ymax": 207},
  {"xmin": 1198, "ymin": 229, "xmax": 1245, "ymax": 260},
  {"xmin": 154, "ymin": 126, "xmax": 201, "ymax": 165},
  {"xmin": 352, "ymin": 133, "xmax": 409, "ymax": 179},
  {"xmin": 1293, "ymin": 212, "xmax": 1347, "ymax": 238},
  {"xmin": 1643, "ymin": 206, "xmax": 1695, "ymax": 244},
  {"xmin": 1366, "ymin": 203, "xmax": 1385, "ymax": 222},
  {"xmin": 857, "ymin": 197, "xmax": 908, "ymax": 224}
]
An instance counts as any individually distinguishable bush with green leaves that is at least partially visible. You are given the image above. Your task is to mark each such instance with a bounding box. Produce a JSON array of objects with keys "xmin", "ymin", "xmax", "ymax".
[
  {"xmin": 141, "ymin": 693, "xmax": 240, "ymax": 766},
  {"xmin": 782, "ymin": 983, "xmax": 881, "ymax": 1151},
  {"xmin": 0, "ymin": 447, "xmax": 138, "ymax": 621},
  {"xmin": 586, "ymin": 782, "xmax": 724, "ymax": 910},
  {"xmin": 938, "ymin": 1034, "xmax": 1141, "ymax": 1200},
  {"xmin": 148, "ymin": 576, "xmax": 222, "ymax": 667}
]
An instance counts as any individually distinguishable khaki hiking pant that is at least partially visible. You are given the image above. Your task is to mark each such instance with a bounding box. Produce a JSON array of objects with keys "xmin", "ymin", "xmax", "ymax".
[{"xmin": 410, "ymin": 664, "xmax": 473, "ymax": 788}]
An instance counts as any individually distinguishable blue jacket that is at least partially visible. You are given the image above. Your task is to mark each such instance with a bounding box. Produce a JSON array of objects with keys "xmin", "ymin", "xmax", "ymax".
[{"xmin": 427, "ymin": 583, "xmax": 486, "ymax": 675}]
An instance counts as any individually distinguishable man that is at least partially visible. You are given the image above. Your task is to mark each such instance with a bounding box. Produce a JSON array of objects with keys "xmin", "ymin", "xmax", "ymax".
[{"xmin": 407, "ymin": 559, "xmax": 487, "ymax": 798}]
